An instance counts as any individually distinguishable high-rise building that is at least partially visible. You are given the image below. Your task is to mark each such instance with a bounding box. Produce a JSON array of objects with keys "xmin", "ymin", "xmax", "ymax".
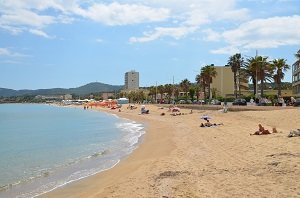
[
  {"xmin": 292, "ymin": 61, "xmax": 300, "ymax": 97},
  {"xmin": 124, "ymin": 70, "xmax": 139, "ymax": 90}
]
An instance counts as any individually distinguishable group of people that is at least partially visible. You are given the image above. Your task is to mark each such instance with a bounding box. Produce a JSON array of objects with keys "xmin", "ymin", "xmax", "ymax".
[
  {"xmin": 249, "ymin": 96, "xmax": 296, "ymax": 106},
  {"xmin": 83, "ymin": 105, "xmax": 90, "ymax": 110}
]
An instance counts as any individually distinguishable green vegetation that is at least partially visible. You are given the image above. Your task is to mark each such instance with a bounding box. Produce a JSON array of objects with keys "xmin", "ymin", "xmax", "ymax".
[
  {"xmin": 144, "ymin": 49, "xmax": 298, "ymax": 104},
  {"xmin": 270, "ymin": 59, "xmax": 290, "ymax": 96},
  {"xmin": 228, "ymin": 53, "xmax": 243, "ymax": 99}
]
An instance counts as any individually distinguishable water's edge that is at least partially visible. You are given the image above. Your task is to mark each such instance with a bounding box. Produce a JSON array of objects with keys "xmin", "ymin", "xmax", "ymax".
[{"xmin": 0, "ymin": 104, "xmax": 146, "ymax": 198}]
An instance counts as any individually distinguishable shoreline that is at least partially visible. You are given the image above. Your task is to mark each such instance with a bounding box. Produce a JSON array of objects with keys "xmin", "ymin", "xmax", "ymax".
[
  {"xmin": 42, "ymin": 104, "xmax": 300, "ymax": 197},
  {"xmin": 36, "ymin": 105, "xmax": 147, "ymax": 197},
  {"xmin": 0, "ymin": 103, "xmax": 147, "ymax": 198},
  {"xmin": 41, "ymin": 104, "xmax": 177, "ymax": 198}
]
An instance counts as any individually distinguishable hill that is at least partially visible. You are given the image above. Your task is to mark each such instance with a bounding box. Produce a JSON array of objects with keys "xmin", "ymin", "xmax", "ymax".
[{"xmin": 0, "ymin": 82, "xmax": 123, "ymax": 97}]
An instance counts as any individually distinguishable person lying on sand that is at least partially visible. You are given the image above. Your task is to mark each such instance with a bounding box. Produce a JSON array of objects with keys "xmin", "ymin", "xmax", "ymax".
[
  {"xmin": 141, "ymin": 105, "xmax": 149, "ymax": 114},
  {"xmin": 251, "ymin": 124, "xmax": 276, "ymax": 135},
  {"xmin": 171, "ymin": 112, "xmax": 181, "ymax": 116},
  {"xmin": 200, "ymin": 119, "xmax": 223, "ymax": 127},
  {"xmin": 168, "ymin": 105, "xmax": 181, "ymax": 113}
]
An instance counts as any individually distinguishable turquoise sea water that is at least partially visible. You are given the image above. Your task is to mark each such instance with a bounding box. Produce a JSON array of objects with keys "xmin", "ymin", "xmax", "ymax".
[{"xmin": 0, "ymin": 104, "xmax": 144, "ymax": 198}]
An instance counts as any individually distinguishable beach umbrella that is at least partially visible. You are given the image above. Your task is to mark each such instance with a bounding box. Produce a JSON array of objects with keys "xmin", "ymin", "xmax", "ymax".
[{"xmin": 200, "ymin": 115, "xmax": 212, "ymax": 120}]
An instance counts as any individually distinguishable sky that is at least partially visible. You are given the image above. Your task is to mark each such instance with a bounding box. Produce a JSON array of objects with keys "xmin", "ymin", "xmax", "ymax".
[{"xmin": 0, "ymin": 0, "xmax": 299, "ymax": 90}]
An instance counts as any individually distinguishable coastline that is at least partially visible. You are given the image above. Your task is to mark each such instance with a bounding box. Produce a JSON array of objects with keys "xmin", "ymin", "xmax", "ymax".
[
  {"xmin": 0, "ymin": 103, "xmax": 148, "ymax": 198},
  {"xmin": 42, "ymin": 104, "xmax": 300, "ymax": 197},
  {"xmin": 41, "ymin": 104, "xmax": 176, "ymax": 198}
]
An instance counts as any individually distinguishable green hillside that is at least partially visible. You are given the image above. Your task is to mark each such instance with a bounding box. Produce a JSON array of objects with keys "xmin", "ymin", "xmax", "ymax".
[{"xmin": 0, "ymin": 82, "xmax": 123, "ymax": 97}]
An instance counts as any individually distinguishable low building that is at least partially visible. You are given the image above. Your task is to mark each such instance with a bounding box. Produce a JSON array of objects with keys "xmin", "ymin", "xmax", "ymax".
[
  {"xmin": 64, "ymin": 94, "xmax": 72, "ymax": 100},
  {"xmin": 34, "ymin": 95, "xmax": 64, "ymax": 100},
  {"xmin": 117, "ymin": 98, "xmax": 129, "ymax": 104},
  {"xmin": 292, "ymin": 61, "xmax": 300, "ymax": 97},
  {"xmin": 101, "ymin": 92, "xmax": 115, "ymax": 100}
]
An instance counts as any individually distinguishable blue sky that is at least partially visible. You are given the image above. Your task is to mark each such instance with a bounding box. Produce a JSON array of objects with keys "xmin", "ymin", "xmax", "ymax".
[{"xmin": 0, "ymin": 0, "xmax": 299, "ymax": 90}]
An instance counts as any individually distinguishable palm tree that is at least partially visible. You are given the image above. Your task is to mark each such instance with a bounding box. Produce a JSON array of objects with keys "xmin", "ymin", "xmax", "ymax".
[
  {"xmin": 244, "ymin": 57, "xmax": 258, "ymax": 96},
  {"xmin": 228, "ymin": 53, "xmax": 243, "ymax": 98},
  {"xmin": 179, "ymin": 79, "xmax": 191, "ymax": 101},
  {"xmin": 270, "ymin": 59, "xmax": 290, "ymax": 96},
  {"xmin": 245, "ymin": 56, "xmax": 270, "ymax": 97},
  {"xmin": 148, "ymin": 86, "xmax": 156, "ymax": 102},
  {"xmin": 200, "ymin": 65, "xmax": 217, "ymax": 99},
  {"xmin": 157, "ymin": 85, "xmax": 165, "ymax": 103},
  {"xmin": 164, "ymin": 84, "xmax": 174, "ymax": 103},
  {"xmin": 127, "ymin": 91, "xmax": 135, "ymax": 103},
  {"xmin": 189, "ymin": 86, "xmax": 196, "ymax": 102},
  {"xmin": 256, "ymin": 56, "xmax": 270, "ymax": 97},
  {"xmin": 195, "ymin": 73, "xmax": 205, "ymax": 100},
  {"xmin": 211, "ymin": 88, "xmax": 218, "ymax": 98},
  {"xmin": 195, "ymin": 85, "xmax": 200, "ymax": 101},
  {"xmin": 137, "ymin": 90, "xmax": 145, "ymax": 103},
  {"xmin": 174, "ymin": 86, "xmax": 180, "ymax": 102}
]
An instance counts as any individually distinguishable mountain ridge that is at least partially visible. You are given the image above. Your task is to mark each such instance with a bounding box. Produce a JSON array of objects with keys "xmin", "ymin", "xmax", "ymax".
[{"xmin": 0, "ymin": 82, "xmax": 123, "ymax": 97}]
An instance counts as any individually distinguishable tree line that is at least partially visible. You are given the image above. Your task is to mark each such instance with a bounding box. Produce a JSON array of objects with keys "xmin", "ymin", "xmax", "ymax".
[{"xmin": 123, "ymin": 50, "xmax": 299, "ymax": 103}]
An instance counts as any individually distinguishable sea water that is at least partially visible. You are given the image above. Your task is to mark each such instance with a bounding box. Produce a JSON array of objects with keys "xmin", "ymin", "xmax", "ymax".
[{"xmin": 0, "ymin": 104, "xmax": 144, "ymax": 198}]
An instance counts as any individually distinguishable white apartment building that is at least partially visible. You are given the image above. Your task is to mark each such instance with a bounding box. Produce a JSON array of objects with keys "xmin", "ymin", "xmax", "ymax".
[{"xmin": 124, "ymin": 70, "xmax": 139, "ymax": 90}]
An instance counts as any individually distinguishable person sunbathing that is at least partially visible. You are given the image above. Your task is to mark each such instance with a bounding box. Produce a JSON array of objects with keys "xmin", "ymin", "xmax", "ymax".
[
  {"xmin": 200, "ymin": 120, "xmax": 223, "ymax": 127},
  {"xmin": 141, "ymin": 106, "xmax": 149, "ymax": 114},
  {"xmin": 251, "ymin": 124, "xmax": 272, "ymax": 135},
  {"xmin": 205, "ymin": 120, "xmax": 213, "ymax": 127}
]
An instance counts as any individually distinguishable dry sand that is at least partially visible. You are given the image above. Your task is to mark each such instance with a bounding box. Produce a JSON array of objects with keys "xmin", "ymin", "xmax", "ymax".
[{"xmin": 42, "ymin": 105, "xmax": 300, "ymax": 198}]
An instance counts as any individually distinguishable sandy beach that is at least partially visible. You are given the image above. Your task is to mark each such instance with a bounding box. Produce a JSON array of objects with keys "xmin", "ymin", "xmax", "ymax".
[{"xmin": 42, "ymin": 104, "xmax": 300, "ymax": 198}]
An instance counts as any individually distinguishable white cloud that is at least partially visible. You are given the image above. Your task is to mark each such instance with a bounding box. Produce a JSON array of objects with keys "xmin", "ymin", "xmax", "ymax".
[
  {"xmin": 211, "ymin": 15, "xmax": 300, "ymax": 54},
  {"xmin": 202, "ymin": 29, "xmax": 222, "ymax": 42},
  {"xmin": 0, "ymin": 60, "xmax": 21, "ymax": 64},
  {"xmin": 129, "ymin": 0, "xmax": 250, "ymax": 43},
  {"xmin": 210, "ymin": 46, "xmax": 241, "ymax": 55},
  {"xmin": 96, "ymin": 38, "xmax": 104, "ymax": 43},
  {"xmin": 0, "ymin": 0, "xmax": 298, "ymax": 48},
  {"xmin": 0, "ymin": 25, "xmax": 24, "ymax": 35},
  {"xmin": 29, "ymin": 29, "xmax": 53, "ymax": 39},
  {"xmin": 129, "ymin": 26, "xmax": 198, "ymax": 43},
  {"xmin": 0, "ymin": 48, "xmax": 27, "ymax": 57},
  {"xmin": 0, "ymin": 0, "xmax": 68, "ymax": 12},
  {"xmin": 73, "ymin": 2, "xmax": 170, "ymax": 26},
  {"xmin": 0, "ymin": 48, "xmax": 11, "ymax": 56},
  {"xmin": 0, "ymin": 1, "xmax": 171, "ymax": 37},
  {"xmin": 0, "ymin": 9, "xmax": 54, "ymax": 28}
]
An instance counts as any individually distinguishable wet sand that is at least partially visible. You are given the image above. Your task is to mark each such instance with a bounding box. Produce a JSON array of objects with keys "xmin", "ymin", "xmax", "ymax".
[{"xmin": 42, "ymin": 105, "xmax": 300, "ymax": 197}]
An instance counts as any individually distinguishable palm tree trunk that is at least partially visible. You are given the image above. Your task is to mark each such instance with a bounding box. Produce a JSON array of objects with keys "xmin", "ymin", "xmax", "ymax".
[
  {"xmin": 238, "ymin": 71, "xmax": 241, "ymax": 97},
  {"xmin": 208, "ymin": 83, "xmax": 211, "ymax": 99},
  {"xmin": 203, "ymin": 85, "xmax": 206, "ymax": 101},
  {"xmin": 278, "ymin": 80, "xmax": 282, "ymax": 96},
  {"xmin": 261, "ymin": 78, "xmax": 264, "ymax": 97},
  {"xmin": 234, "ymin": 72, "xmax": 237, "ymax": 99},
  {"xmin": 185, "ymin": 91, "xmax": 188, "ymax": 102},
  {"xmin": 253, "ymin": 78, "xmax": 256, "ymax": 96}
]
